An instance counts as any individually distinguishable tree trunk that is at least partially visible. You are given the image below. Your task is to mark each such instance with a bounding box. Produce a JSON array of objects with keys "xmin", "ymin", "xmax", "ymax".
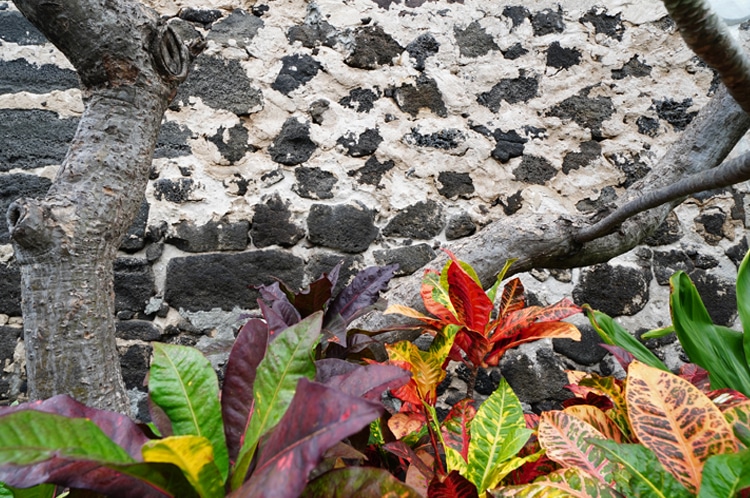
[{"xmin": 7, "ymin": 0, "xmax": 196, "ymax": 413}]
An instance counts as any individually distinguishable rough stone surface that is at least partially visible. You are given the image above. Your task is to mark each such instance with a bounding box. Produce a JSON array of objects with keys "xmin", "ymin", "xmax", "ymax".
[
  {"xmin": 562, "ymin": 140, "xmax": 601, "ymax": 174},
  {"xmin": 406, "ymin": 33, "xmax": 440, "ymax": 71},
  {"xmin": 579, "ymin": 8, "xmax": 624, "ymax": 41},
  {"xmin": 611, "ymin": 55, "xmax": 652, "ymax": 80},
  {"xmin": 269, "ymin": 118, "xmax": 317, "ymax": 166},
  {"xmin": 154, "ymin": 121, "xmax": 193, "ymax": 159},
  {"xmin": 172, "ymin": 55, "xmax": 263, "ymax": 115},
  {"xmin": 287, "ymin": 11, "xmax": 337, "ymax": 48},
  {"xmin": 531, "ymin": 7, "xmax": 565, "ymax": 36},
  {"xmin": 383, "ymin": 200, "xmax": 445, "ymax": 239},
  {"xmin": 644, "ymin": 212, "xmax": 683, "ymax": 246},
  {"xmin": 167, "ymin": 219, "xmax": 249, "ymax": 252},
  {"xmin": 393, "ymin": 75, "xmax": 447, "ymax": 117},
  {"xmin": 119, "ymin": 344, "xmax": 151, "ymax": 391},
  {"xmin": 251, "ymin": 194, "xmax": 305, "ymax": 248},
  {"xmin": 153, "ymin": 178, "xmax": 195, "ymax": 203},
  {"xmin": 305, "ymin": 253, "xmax": 364, "ymax": 295},
  {"xmin": 454, "ymin": 21, "xmax": 499, "ymax": 58},
  {"xmin": 337, "ymin": 128, "xmax": 383, "ymax": 157},
  {"xmin": 0, "ymin": 59, "xmax": 78, "ymax": 95},
  {"xmin": 0, "ymin": 110, "xmax": 78, "ymax": 171},
  {"xmin": 501, "ymin": 347, "xmax": 572, "ymax": 411},
  {"xmin": 206, "ymin": 9, "xmax": 263, "ymax": 49},
  {"xmin": 0, "ymin": 11, "xmax": 46, "ymax": 44},
  {"xmin": 348, "ymin": 156, "xmax": 394, "ymax": 186},
  {"xmin": 405, "ymin": 128, "xmax": 464, "ymax": 150},
  {"xmin": 345, "ymin": 25, "xmax": 403, "ymax": 69},
  {"xmin": 513, "ymin": 155, "xmax": 557, "ymax": 185},
  {"xmin": 293, "ymin": 166, "xmax": 337, "ymax": 199},
  {"xmin": 116, "ymin": 320, "xmax": 161, "ymax": 341},
  {"xmin": 489, "ymin": 128, "xmax": 526, "ymax": 163},
  {"xmin": 546, "ymin": 42, "xmax": 581, "ymax": 70},
  {"xmin": 477, "ymin": 75, "xmax": 539, "ymax": 112},
  {"xmin": 272, "ymin": 54, "xmax": 322, "ymax": 95},
  {"xmin": 691, "ymin": 269, "xmax": 737, "ymax": 326},
  {"xmin": 547, "ymin": 88, "xmax": 614, "ymax": 139},
  {"xmin": 374, "ymin": 243, "xmax": 437, "ymax": 276},
  {"xmin": 0, "ymin": 263, "xmax": 21, "ymax": 317},
  {"xmin": 120, "ymin": 200, "xmax": 150, "ymax": 253},
  {"xmin": 553, "ymin": 326, "xmax": 608, "ymax": 366},
  {"xmin": 445, "ymin": 212, "xmax": 477, "ymax": 240},
  {"xmin": 437, "ymin": 171, "xmax": 474, "ymax": 199},
  {"xmin": 179, "ymin": 7, "xmax": 222, "ymax": 25},
  {"xmin": 114, "ymin": 258, "xmax": 156, "ymax": 316},
  {"xmin": 208, "ymin": 124, "xmax": 250, "ymax": 164},
  {"xmin": 652, "ymin": 98, "xmax": 697, "ymax": 131},
  {"xmin": 573, "ymin": 264, "xmax": 650, "ymax": 316},
  {"xmin": 307, "ymin": 203, "xmax": 379, "ymax": 253},
  {"xmin": 340, "ymin": 88, "xmax": 380, "ymax": 113},
  {"xmin": 165, "ymin": 250, "xmax": 305, "ymax": 311}
]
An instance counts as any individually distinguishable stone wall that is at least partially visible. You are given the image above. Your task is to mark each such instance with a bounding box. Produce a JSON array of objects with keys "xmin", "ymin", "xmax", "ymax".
[{"xmin": 1, "ymin": 0, "xmax": 749, "ymax": 415}]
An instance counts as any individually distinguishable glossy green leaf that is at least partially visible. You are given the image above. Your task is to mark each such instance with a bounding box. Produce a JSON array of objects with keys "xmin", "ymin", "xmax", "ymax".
[
  {"xmin": 585, "ymin": 307, "xmax": 668, "ymax": 371},
  {"xmin": 231, "ymin": 312, "xmax": 322, "ymax": 490},
  {"xmin": 0, "ymin": 484, "xmax": 55, "ymax": 498},
  {"xmin": 670, "ymin": 271, "xmax": 750, "ymax": 395},
  {"xmin": 724, "ymin": 401, "xmax": 750, "ymax": 450},
  {"xmin": 592, "ymin": 440, "xmax": 691, "ymax": 498},
  {"xmin": 491, "ymin": 468, "xmax": 621, "ymax": 497},
  {"xmin": 148, "ymin": 343, "xmax": 228, "ymax": 481},
  {"xmin": 698, "ymin": 448, "xmax": 750, "ymax": 498},
  {"xmin": 300, "ymin": 467, "xmax": 421, "ymax": 498},
  {"xmin": 142, "ymin": 435, "xmax": 223, "ymax": 498},
  {"xmin": 465, "ymin": 378, "xmax": 532, "ymax": 493},
  {"xmin": 0, "ymin": 411, "xmax": 133, "ymax": 466},
  {"xmin": 737, "ymin": 250, "xmax": 750, "ymax": 372}
]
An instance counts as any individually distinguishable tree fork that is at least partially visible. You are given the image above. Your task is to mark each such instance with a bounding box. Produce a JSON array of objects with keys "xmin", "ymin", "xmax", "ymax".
[{"xmin": 7, "ymin": 0, "xmax": 200, "ymax": 413}]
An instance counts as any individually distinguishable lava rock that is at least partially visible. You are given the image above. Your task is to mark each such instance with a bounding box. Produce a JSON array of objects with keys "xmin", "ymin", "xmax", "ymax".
[
  {"xmin": 116, "ymin": 320, "xmax": 161, "ymax": 341},
  {"xmin": 501, "ymin": 348, "xmax": 572, "ymax": 410},
  {"xmin": 0, "ymin": 326, "xmax": 21, "ymax": 365},
  {"xmin": 374, "ymin": 243, "xmax": 437, "ymax": 276},
  {"xmin": 272, "ymin": 54, "xmax": 322, "ymax": 95},
  {"xmin": 154, "ymin": 121, "xmax": 193, "ymax": 159},
  {"xmin": 167, "ymin": 219, "xmax": 249, "ymax": 253},
  {"xmin": 405, "ymin": 128, "xmax": 464, "ymax": 150},
  {"xmin": 445, "ymin": 212, "xmax": 476, "ymax": 240},
  {"xmin": 607, "ymin": 152, "xmax": 650, "ymax": 188},
  {"xmin": 251, "ymin": 194, "xmax": 305, "ymax": 248},
  {"xmin": 339, "ymin": 88, "xmax": 380, "ymax": 113},
  {"xmin": 454, "ymin": 20, "xmax": 499, "ymax": 58},
  {"xmin": 513, "ymin": 155, "xmax": 557, "ymax": 185},
  {"xmin": 119, "ymin": 344, "xmax": 151, "ymax": 391},
  {"xmin": 345, "ymin": 25, "xmax": 403, "ymax": 69},
  {"xmin": 502, "ymin": 43, "xmax": 529, "ymax": 60},
  {"xmin": 287, "ymin": 15, "xmax": 337, "ymax": 48},
  {"xmin": 207, "ymin": 9, "xmax": 264, "ymax": 49},
  {"xmin": 503, "ymin": 6, "xmax": 531, "ymax": 28},
  {"xmin": 726, "ymin": 237, "xmax": 749, "ymax": 268},
  {"xmin": 179, "ymin": 7, "xmax": 222, "ymax": 25},
  {"xmin": 208, "ymin": 124, "xmax": 251, "ymax": 164},
  {"xmin": 307, "ymin": 203, "xmax": 379, "ymax": 253},
  {"xmin": 636, "ymin": 116, "xmax": 660, "ymax": 137},
  {"xmin": 695, "ymin": 211, "xmax": 727, "ymax": 245},
  {"xmin": 114, "ymin": 258, "xmax": 156, "ymax": 315},
  {"xmin": 0, "ymin": 263, "xmax": 21, "ymax": 317},
  {"xmin": 490, "ymin": 129, "xmax": 527, "ymax": 163},
  {"xmin": 269, "ymin": 118, "xmax": 317, "ymax": 166},
  {"xmin": 691, "ymin": 269, "xmax": 737, "ymax": 326},
  {"xmin": 393, "ymin": 75, "xmax": 447, "ymax": 117},
  {"xmin": 383, "ymin": 200, "xmax": 445, "ymax": 239},
  {"xmin": 305, "ymin": 253, "xmax": 364, "ymax": 296},
  {"xmin": 293, "ymin": 166, "xmax": 337, "ymax": 199},
  {"xmin": 0, "ymin": 59, "xmax": 78, "ymax": 95},
  {"xmin": 347, "ymin": 156, "xmax": 395, "ymax": 186},
  {"xmin": 153, "ymin": 178, "xmax": 195, "ymax": 203},
  {"xmin": 531, "ymin": 7, "xmax": 565, "ymax": 36},
  {"xmin": 0, "ymin": 109, "xmax": 78, "ymax": 171},
  {"xmin": 337, "ymin": 128, "xmax": 383, "ymax": 157},
  {"xmin": 652, "ymin": 98, "xmax": 697, "ymax": 131},
  {"xmin": 611, "ymin": 55, "xmax": 652, "ymax": 80},
  {"xmin": 580, "ymin": 8, "xmax": 624, "ymax": 41},
  {"xmin": 546, "ymin": 41, "xmax": 582, "ymax": 70},
  {"xmin": 573, "ymin": 264, "xmax": 650, "ymax": 316},
  {"xmin": 547, "ymin": 88, "xmax": 614, "ymax": 139},
  {"xmin": 406, "ymin": 33, "xmax": 440, "ymax": 70},
  {"xmin": 644, "ymin": 212, "xmax": 683, "ymax": 246},
  {"xmin": 165, "ymin": 250, "xmax": 305, "ymax": 311},
  {"xmin": 0, "ymin": 174, "xmax": 52, "ymax": 244},
  {"xmin": 0, "ymin": 11, "xmax": 46, "ymax": 44},
  {"xmin": 562, "ymin": 140, "xmax": 601, "ymax": 174},
  {"xmin": 553, "ymin": 325, "xmax": 608, "ymax": 365},
  {"xmin": 120, "ymin": 200, "xmax": 150, "ymax": 253},
  {"xmin": 437, "ymin": 171, "xmax": 474, "ymax": 198},
  {"xmin": 477, "ymin": 74, "xmax": 539, "ymax": 112},
  {"xmin": 172, "ymin": 55, "xmax": 263, "ymax": 116},
  {"xmin": 500, "ymin": 190, "xmax": 524, "ymax": 215}
]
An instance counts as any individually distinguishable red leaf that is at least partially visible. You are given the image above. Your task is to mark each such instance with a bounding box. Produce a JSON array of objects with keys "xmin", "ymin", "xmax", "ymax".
[
  {"xmin": 428, "ymin": 470, "xmax": 479, "ymax": 498},
  {"xmin": 222, "ymin": 318, "xmax": 269, "ymax": 462},
  {"xmin": 679, "ymin": 363, "xmax": 710, "ymax": 391},
  {"xmin": 447, "ymin": 260, "xmax": 493, "ymax": 332},
  {"xmin": 293, "ymin": 274, "xmax": 334, "ymax": 318},
  {"xmin": 498, "ymin": 278, "xmax": 525, "ymax": 317},
  {"xmin": 453, "ymin": 329, "xmax": 491, "ymax": 366},
  {"xmin": 484, "ymin": 321, "xmax": 580, "ymax": 366},
  {"xmin": 441, "ymin": 399, "xmax": 477, "ymax": 462},
  {"xmin": 599, "ymin": 344, "xmax": 635, "ymax": 371},
  {"xmin": 421, "ymin": 269, "xmax": 457, "ymax": 323},
  {"xmin": 384, "ymin": 441, "xmax": 435, "ymax": 482},
  {"xmin": 238, "ymin": 379, "xmax": 383, "ymax": 498}
]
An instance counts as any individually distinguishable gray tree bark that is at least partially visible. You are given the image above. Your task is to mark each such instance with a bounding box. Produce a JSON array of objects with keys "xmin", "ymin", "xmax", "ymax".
[{"xmin": 7, "ymin": 0, "xmax": 198, "ymax": 413}]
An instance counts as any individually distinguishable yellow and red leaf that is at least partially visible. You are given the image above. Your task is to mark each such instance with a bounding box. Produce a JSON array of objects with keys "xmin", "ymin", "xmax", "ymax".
[
  {"xmin": 447, "ymin": 259, "xmax": 493, "ymax": 332},
  {"xmin": 498, "ymin": 278, "xmax": 526, "ymax": 318}
]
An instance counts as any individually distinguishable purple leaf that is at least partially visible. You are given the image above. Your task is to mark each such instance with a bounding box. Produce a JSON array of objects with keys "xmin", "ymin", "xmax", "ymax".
[
  {"xmin": 292, "ymin": 274, "xmax": 334, "ymax": 318},
  {"xmin": 301, "ymin": 467, "xmax": 422, "ymax": 497},
  {"xmin": 0, "ymin": 395, "xmax": 149, "ymax": 460},
  {"xmin": 258, "ymin": 299, "xmax": 299, "ymax": 338},
  {"xmin": 257, "ymin": 281, "xmax": 289, "ymax": 302},
  {"xmin": 600, "ymin": 344, "xmax": 635, "ymax": 371},
  {"xmin": 147, "ymin": 394, "xmax": 174, "ymax": 439},
  {"xmin": 222, "ymin": 318, "xmax": 269, "ymax": 463},
  {"xmin": 322, "ymin": 364, "xmax": 410, "ymax": 401},
  {"xmin": 383, "ymin": 441, "xmax": 434, "ymax": 481},
  {"xmin": 315, "ymin": 358, "xmax": 361, "ymax": 384},
  {"xmin": 326, "ymin": 265, "xmax": 398, "ymax": 327},
  {"xmin": 235, "ymin": 378, "xmax": 383, "ymax": 498}
]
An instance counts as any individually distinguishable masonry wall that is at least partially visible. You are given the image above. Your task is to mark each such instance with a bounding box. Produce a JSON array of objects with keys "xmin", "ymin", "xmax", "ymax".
[{"xmin": 1, "ymin": 0, "xmax": 749, "ymax": 416}]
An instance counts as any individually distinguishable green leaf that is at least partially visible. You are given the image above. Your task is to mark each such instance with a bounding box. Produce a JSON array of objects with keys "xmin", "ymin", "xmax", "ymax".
[
  {"xmin": 148, "ymin": 343, "xmax": 228, "ymax": 481},
  {"xmin": 698, "ymin": 449, "xmax": 750, "ymax": 498},
  {"xmin": 0, "ymin": 484, "xmax": 55, "ymax": 498},
  {"xmin": 591, "ymin": 440, "xmax": 691, "ymax": 498},
  {"xmin": 670, "ymin": 271, "xmax": 750, "ymax": 396},
  {"xmin": 584, "ymin": 307, "xmax": 668, "ymax": 371},
  {"xmin": 737, "ymin": 250, "xmax": 750, "ymax": 371},
  {"xmin": 142, "ymin": 435, "xmax": 224, "ymax": 498},
  {"xmin": 0, "ymin": 411, "xmax": 134, "ymax": 466},
  {"xmin": 486, "ymin": 258, "xmax": 518, "ymax": 304},
  {"xmin": 491, "ymin": 468, "xmax": 622, "ymax": 497},
  {"xmin": 231, "ymin": 312, "xmax": 322, "ymax": 490},
  {"xmin": 640, "ymin": 326, "xmax": 675, "ymax": 339},
  {"xmin": 465, "ymin": 378, "xmax": 532, "ymax": 493}
]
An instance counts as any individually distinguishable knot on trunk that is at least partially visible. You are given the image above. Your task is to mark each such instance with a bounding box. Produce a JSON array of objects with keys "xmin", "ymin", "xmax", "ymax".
[{"xmin": 151, "ymin": 23, "xmax": 192, "ymax": 83}]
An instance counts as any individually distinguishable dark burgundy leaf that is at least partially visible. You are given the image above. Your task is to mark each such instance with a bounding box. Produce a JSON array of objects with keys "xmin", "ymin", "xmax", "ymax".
[
  {"xmin": 383, "ymin": 441, "xmax": 435, "ymax": 482},
  {"xmin": 293, "ymin": 274, "xmax": 334, "ymax": 318},
  {"xmin": 315, "ymin": 358, "xmax": 360, "ymax": 384},
  {"xmin": 323, "ymin": 364, "xmax": 410, "ymax": 401},
  {"xmin": 680, "ymin": 363, "xmax": 711, "ymax": 391},
  {"xmin": 599, "ymin": 344, "xmax": 635, "ymax": 371},
  {"xmin": 222, "ymin": 318, "xmax": 269, "ymax": 462},
  {"xmin": 257, "ymin": 281, "xmax": 289, "ymax": 302},
  {"xmin": 301, "ymin": 467, "xmax": 421, "ymax": 498},
  {"xmin": 427, "ymin": 470, "xmax": 479, "ymax": 498},
  {"xmin": 236, "ymin": 379, "xmax": 383, "ymax": 498},
  {"xmin": 258, "ymin": 299, "xmax": 298, "ymax": 338},
  {"xmin": 0, "ymin": 395, "xmax": 149, "ymax": 460},
  {"xmin": 326, "ymin": 262, "xmax": 342, "ymax": 291},
  {"xmin": 326, "ymin": 265, "xmax": 398, "ymax": 326}
]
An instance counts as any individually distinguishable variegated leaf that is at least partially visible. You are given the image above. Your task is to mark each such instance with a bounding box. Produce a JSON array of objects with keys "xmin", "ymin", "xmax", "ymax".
[
  {"xmin": 563, "ymin": 405, "xmax": 624, "ymax": 443},
  {"xmin": 491, "ymin": 468, "xmax": 621, "ymax": 497}
]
